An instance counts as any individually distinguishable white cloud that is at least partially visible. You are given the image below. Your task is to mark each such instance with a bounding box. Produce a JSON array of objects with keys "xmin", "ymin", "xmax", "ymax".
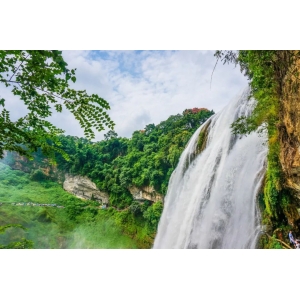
[{"xmin": 0, "ymin": 50, "xmax": 249, "ymax": 141}]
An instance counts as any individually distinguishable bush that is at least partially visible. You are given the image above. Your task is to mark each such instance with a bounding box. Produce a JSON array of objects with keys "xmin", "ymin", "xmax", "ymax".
[
  {"xmin": 143, "ymin": 201, "xmax": 163, "ymax": 230},
  {"xmin": 129, "ymin": 201, "xmax": 142, "ymax": 216}
]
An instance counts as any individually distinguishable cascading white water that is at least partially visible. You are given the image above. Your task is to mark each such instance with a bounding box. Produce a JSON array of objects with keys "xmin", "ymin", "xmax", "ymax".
[{"xmin": 153, "ymin": 89, "xmax": 268, "ymax": 249}]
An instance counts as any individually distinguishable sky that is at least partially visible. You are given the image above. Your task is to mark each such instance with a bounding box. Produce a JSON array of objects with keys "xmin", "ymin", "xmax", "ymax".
[
  {"xmin": 1, "ymin": 50, "xmax": 249, "ymax": 141},
  {"xmin": 62, "ymin": 50, "xmax": 249, "ymax": 139}
]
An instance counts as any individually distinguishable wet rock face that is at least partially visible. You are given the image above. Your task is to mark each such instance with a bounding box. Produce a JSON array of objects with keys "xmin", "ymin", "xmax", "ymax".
[
  {"xmin": 128, "ymin": 185, "xmax": 164, "ymax": 202},
  {"xmin": 281, "ymin": 58, "xmax": 300, "ymax": 207},
  {"xmin": 63, "ymin": 174, "xmax": 109, "ymax": 203}
]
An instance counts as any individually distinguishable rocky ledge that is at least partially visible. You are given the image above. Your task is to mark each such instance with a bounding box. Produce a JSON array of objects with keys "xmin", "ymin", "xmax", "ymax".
[{"xmin": 63, "ymin": 174, "xmax": 109, "ymax": 204}]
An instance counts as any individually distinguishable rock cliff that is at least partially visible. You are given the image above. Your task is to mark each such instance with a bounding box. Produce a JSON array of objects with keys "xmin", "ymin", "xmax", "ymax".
[
  {"xmin": 63, "ymin": 174, "xmax": 109, "ymax": 203},
  {"xmin": 128, "ymin": 185, "xmax": 164, "ymax": 202}
]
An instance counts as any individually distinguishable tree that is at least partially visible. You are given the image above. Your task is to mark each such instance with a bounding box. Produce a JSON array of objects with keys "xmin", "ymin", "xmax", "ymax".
[
  {"xmin": 104, "ymin": 130, "xmax": 118, "ymax": 140},
  {"xmin": 0, "ymin": 50, "xmax": 115, "ymax": 160}
]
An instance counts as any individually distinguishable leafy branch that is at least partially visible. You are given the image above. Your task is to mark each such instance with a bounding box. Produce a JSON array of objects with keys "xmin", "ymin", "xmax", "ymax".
[{"xmin": 0, "ymin": 50, "xmax": 115, "ymax": 159}]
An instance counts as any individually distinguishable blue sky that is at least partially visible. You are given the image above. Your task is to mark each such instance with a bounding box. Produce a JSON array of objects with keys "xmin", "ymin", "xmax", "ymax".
[{"xmin": 2, "ymin": 50, "xmax": 249, "ymax": 141}]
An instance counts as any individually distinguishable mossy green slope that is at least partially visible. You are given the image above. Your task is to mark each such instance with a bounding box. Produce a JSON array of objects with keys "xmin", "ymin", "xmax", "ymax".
[{"xmin": 0, "ymin": 162, "xmax": 140, "ymax": 249}]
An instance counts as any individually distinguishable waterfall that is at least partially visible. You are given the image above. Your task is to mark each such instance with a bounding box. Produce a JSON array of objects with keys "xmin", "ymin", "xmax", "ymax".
[{"xmin": 153, "ymin": 89, "xmax": 268, "ymax": 249}]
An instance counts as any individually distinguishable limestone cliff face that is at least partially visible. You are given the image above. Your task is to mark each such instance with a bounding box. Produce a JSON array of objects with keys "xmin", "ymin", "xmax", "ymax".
[
  {"xmin": 128, "ymin": 185, "xmax": 164, "ymax": 202},
  {"xmin": 2, "ymin": 151, "xmax": 163, "ymax": 204},
  {"xmin": 63, "ymin": 174, "xmax": 109, "ymax": 203},
  {"xmin": 279, "ymin": 55, "xmax": 300, "ymax": 225}
]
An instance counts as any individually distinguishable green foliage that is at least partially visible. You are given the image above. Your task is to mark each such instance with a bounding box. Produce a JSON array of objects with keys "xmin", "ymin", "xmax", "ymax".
[
  {"xmin": 129, "ymin": 201, "xmax": 142, "ymax": 216},
  {"xmin": 0, "ymin": 224, "xmax": 26, "ymax": 234},
  {"xmin": 0, "ymin": 224, "xmax": 33, "ymax": 249},
  {"xmin": 53, "ymin": 108, "xmax": 214, "ymax": 200},
  {"xmin": 0, "ymin": 50, "xmax": 114, "ymax": 161},
  {"xmin": 5, "ymin": 108, "xmax": 212, "ymax": 209},
  {"xmin": 258, "ymin": 234, "xmax": 283, "ymax": 249},
  {"xmin": 143, "ymin": 201, "xmax": 163, "ymax": 230},
  {"xmin": 197, "ymin": 131, "xmax": 206, "ymax": 150},
  {"xmin": 263, "ymin": 137, "xmax": 281, "ymax": 217},
  {"xmin": 196, "ymin": 120, "xmax": 211, "ymax": 155},
  {"xmin": 65, "ymin": 200, "xmax": 85, "ymax": 221},
  {"xmin": 0, "ymin": 238, "xmax": 34, "ymax": 249},
  {"xmin": 104, "ymin": 130, "xmax": 118, "ymax": 140}
]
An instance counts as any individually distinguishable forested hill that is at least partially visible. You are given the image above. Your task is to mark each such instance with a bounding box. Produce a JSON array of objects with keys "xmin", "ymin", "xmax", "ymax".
[{"xmin": 5, "ymin": 108, "xmax": 214, "ymax": 210}]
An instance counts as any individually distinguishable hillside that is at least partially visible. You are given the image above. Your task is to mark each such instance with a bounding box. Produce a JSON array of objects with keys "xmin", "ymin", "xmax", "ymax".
[
  {"xmin": 0, "ymin": 162, "xmax": 143, "ymax": 248},
  {"xmin": 0, "ymin": 108, "xmax": 213, "ymax": 248}
]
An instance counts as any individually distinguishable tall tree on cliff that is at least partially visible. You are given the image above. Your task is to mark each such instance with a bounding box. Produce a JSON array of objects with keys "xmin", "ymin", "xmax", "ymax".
[{"xmin": 0, "ymin": 50, "xmax": 115, "ymax": 160}]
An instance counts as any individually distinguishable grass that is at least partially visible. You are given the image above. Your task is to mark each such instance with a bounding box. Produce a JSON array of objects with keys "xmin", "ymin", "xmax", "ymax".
[{"xmin": 0, "ymin": 162, "xmax": 139, "ymax": 249}]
